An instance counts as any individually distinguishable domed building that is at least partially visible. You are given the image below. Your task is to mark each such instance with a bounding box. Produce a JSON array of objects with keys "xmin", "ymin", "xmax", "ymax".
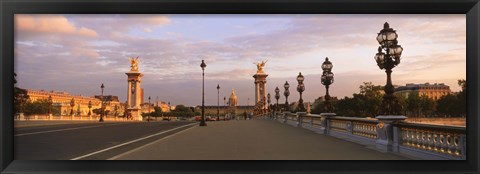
[{"xmin": 228, "ymin": 88, "xmax": 238, "ymax": 119}]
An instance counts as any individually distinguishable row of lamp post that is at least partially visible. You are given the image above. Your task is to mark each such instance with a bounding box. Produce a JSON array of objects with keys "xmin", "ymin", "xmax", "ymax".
[{"xmin": 196, "ymin": 22, "xmax": 402, "ymax": 122}]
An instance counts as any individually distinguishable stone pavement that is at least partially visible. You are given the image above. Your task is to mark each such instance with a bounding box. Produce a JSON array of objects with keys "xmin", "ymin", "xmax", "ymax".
[{"xmin": 113, "ymin": 119, "xmax": 411, "ymax": 160}]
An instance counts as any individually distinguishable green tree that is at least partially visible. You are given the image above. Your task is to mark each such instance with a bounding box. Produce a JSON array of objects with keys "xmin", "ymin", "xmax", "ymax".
[
  {"xmin": 407, "ymin": 91, "xmax": 421, "ymax": 118},
  {"xmin": 24, "ymin": 99, "xmax": 51, "ymax": 115},
  {"xmin": 419, "ymin": 94, "xmax": 435, "ymax": 117},
  {"xmin": 14, "ymin": 73, "xmax": 30, "ymax": 114},
  {"xmin": 457, "ymin": 79, "xmax": 466, "ymax": 117},
  {"xmin": 437, "ymin": 94, "xmax": 457, "ymax": 117}
]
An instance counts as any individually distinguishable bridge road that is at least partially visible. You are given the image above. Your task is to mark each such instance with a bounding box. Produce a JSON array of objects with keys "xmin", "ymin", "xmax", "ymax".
[
  {"xmin": 14, "ymin": 121, "xmax": 196, "ymax": 160},
  {"xmin": 112, "ymin": 119, "xmax": 412, "ymax": 160}
]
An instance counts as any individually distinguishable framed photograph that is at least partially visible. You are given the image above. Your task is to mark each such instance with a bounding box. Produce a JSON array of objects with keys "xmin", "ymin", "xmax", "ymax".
[{"xmin": 1, "ymin": 0, "xmax": 479, "ymax": 173}]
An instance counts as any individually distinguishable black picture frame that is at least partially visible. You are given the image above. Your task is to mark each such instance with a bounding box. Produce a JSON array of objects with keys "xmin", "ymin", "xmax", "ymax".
[{"xmin": 1, "ymin": 0, "xmax": 479, "ymax": 173}]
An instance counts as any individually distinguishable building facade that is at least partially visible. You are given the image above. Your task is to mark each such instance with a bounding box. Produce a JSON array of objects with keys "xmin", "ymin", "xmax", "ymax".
[
  {"xmin": 395, "ymin": 83, "xmax": 451, "ymax": 100},
  {"xmin": 26, "ymin": 89, "xmax": 123, "ymax": 116}
]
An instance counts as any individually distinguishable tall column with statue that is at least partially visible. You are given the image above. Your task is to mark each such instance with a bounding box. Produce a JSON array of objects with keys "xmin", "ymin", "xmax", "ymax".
[
  {"xmin": 125, "ymin": 56, "xmax": 144, "ymax": 121},
  {"xmin": 253, "ymin": 60, "xmax": 268, "ymax": 112}
]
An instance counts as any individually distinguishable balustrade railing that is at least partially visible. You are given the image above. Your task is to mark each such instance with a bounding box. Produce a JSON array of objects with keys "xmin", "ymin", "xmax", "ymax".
[
  {"xmin": 270, "ymin": 111, "xmax": 466, "ymax": 160},
  {"xmin": 397, "ymin": 122, "xmax": 465, "ymax": 159}
]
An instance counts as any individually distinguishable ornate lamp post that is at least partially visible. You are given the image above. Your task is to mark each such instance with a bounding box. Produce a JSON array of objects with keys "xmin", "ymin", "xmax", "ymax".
[
  {"xmin": 88, "ymin": 100, "xmax": 92, "ymax": 116},
  {"xmin": 275, "ymin": 87, "xmax": 280, "ymax": 112},
  {"xmin": 223, "ymin": 96, "xmax": 226, "ymax": 120},
  {"xmin": 321, "ymin": 57, "xmax": 334, "ymax": 113},
  {"xmin": 48, "ymin": 95, "xmax": 53, "ymax": 115},
  {"xmin": 267, "ymin": 93, "xmax": 271, "ymax": 115},
  {"xmin": 375, "ymin": 22, "xmax": 404, "ymax": 115},
  {"xmin": 70, "ymin": 98, "xmax": 75, "ymax": 116},
  {"xmin": 200, "ymin": 60, "xmax": 207, "ymax": 126},
  {"xmin": 217, "ymin": 84, "xmax": 220, "ymax": 121},
  {"xmin": 148, "ymin": 96, "xmax": 151, "ymax": 122},
  {"xmin": 99, "ymin": 83, "xmax": 105, "ymax": 122},
  {"xmin": 296, "ymin": 72, "xmax": 305, "ymax": 112},
  {"xmin": 283, "ymin": 81, "xmax": 290, "ymax": 112}
]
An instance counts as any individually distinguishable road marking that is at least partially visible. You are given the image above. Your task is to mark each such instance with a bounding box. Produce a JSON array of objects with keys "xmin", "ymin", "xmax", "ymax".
[
  {"xmin": 15, "ymin": 125, "xmax": 105, "ymax": 137},
  {"xmin": 70, "ymin": 122, "xmax": 197, "ymax": 160},
  {"xmin": 107, "ymin": 124, "xmax": 197, "ymax": 160},
  {"xmin": 14, "ymin": 122, "xmax": 131, "ymax": 137}
]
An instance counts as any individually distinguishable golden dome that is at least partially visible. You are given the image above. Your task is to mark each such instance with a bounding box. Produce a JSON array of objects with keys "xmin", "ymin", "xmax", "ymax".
[{"xmin": 229, "ymin": 88, "xmax": 238, "ymax": 100}]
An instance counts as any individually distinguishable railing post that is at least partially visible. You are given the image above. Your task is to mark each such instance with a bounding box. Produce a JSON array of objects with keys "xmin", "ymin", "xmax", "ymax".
[
  {"xmin": 375, "ymin": 116, "xmax": 407, "ymax": 152},
  {"xmin": 460, "ymin": 134, "xmax": 466, "ymax": 160},
  {"xmin": 392, "ymin": 125, "xmax": 401, "ymax": 152},
  {"xmin": 320, "ymin": 113, "xmax": 335, "ymax": 135},
  {"xmin": 297, "ymin": 112, "xmax": 306, "ymax": 127}
]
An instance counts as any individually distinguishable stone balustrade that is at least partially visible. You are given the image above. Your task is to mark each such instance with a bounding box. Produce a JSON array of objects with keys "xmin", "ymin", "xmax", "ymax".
[{"xmin": 268, "ymin": 112, "xmax": 466, "ymax": 160}]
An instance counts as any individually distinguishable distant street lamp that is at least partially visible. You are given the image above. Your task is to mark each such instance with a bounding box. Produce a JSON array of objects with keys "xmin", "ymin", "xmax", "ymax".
[
  {"xmin": 88, "ymin": 100, "xmax": 92, "ymax": 116},
  {"xmin": 200, "ymin": 60, "xmax": 207, "ymax": 126},
  {"xmin": 267, "ymin": 93, "xmax": 271, "ymax": 115},
  {"xmin": 275, "ymin": 87, "xmax": 280, "ymax": 112},
  {"xmin": 296, "ymin": 72, "xmax": 305, "ymax": 112},
  {"xmin": 70, "ymin": 98, "xmax": 75, "ymax": 116},
  {"xmin": 283, "ymin": 81, "xmax": 290, "ymax": 112},
  {"xmin": 217, "ymin": 84, "xmax": 220, "ymax": 121},
  {"xmin": 375, "ymin": 22, "xmax": 404, "ymax": 115},
  {"xmin": 223, "ymin": 96, "xmax": 226, "ymax": 120},
  {"xmin": 48, "ymin": 95, "xmax": 53, "ymax": 115},
  {"xmin": 148, "ymin": 96, "xmax": 151, "ymax": 122},
  {"xmin": 99, "ymin": 83, "xmax": 105, "ymax": 122},
  {"xmin": 321, "ymin": 57, "xmax": 334, "ymax": 113}
]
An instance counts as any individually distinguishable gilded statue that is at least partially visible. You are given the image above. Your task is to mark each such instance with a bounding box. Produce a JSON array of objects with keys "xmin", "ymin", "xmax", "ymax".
[
  {"xmin": 253, "ymin": 59, "xmax": 268, "ymax": 73},
  {"xmin": 129, "ymin": 56, "xmax": 140, "ymax": 72}
]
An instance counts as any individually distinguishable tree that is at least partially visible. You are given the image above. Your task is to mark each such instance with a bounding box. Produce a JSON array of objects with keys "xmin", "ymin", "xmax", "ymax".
[
  {"xmin": 24, "ymin": 99, "xmax": 53, "ymax": 115},
  {"xmin": 437, "ymin": 94, "xmax": 457, "ymax": 117},
  {"xmin": 457, "ymin": 79, "xmax": 466, "ymax": 117},
  {"xmin": 419, "ymin": 94, "xmax": 435, "ymax": 117},
  {"xmin": 333, "ymin": 82, "xmax": 383, "ymax": 117},
  {"xmin": 14, "ymin": 73, "xmax": 30, "ymax": 114}
]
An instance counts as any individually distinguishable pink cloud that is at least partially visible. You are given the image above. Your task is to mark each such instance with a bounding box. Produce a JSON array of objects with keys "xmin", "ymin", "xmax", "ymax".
[{"xmin": 15, "ymin": 14, "xmax": 97, "ymax": 37}]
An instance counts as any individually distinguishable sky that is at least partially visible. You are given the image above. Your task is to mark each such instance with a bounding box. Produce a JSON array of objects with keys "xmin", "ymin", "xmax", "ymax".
[{"xmin": 14, "ymin": 14, "xmax": 466, "ymax": 106}]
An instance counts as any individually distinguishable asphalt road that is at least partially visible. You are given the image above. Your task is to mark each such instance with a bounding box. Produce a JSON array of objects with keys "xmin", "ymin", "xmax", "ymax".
[{"xmin": 14, "ymin": 121, "xmax": 196, "ymax": 160}]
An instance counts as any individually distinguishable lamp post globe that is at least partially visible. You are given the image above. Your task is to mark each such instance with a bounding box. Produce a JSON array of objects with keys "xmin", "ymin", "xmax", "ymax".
[
  {"xmin": 148, "ymin": 96, "xmax": 151, "ymax": 122},
  {"xmin": 267, "ymin": 93, "xmax": 271, "ymax": 115},
  {"xmin": 99, "ymin": 83, "xmax": 105, "ymax": 122},
  {"xmin": 275, "ymin": 86, "xmax": 280, "ymax": 112},
  {"xmin": 217, "ymin": 84, "xmax": 220, "ymax": 121},
  {"xmin": 375, "ymin": 22, "xmax": 403, "ymax": 115},
  {"xmin": 200, "ymin": 60, "xmax": 207, "ymax": 126},
  {"xmin": 321, "ymin": 57, "xmax": 334, "ymax": 113},
  {"xmin": 296, "ymin": 72, "xmax": 305, "ymax": 112},
  {"xmin": 283, "ymin": 81, "xmax": 290, "ymax": 112}
]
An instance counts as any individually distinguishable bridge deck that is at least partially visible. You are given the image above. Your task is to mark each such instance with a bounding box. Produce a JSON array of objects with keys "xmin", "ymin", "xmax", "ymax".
[{"xmin": 112, "ymin": 119, "xmax": 411, "ymax": 160}]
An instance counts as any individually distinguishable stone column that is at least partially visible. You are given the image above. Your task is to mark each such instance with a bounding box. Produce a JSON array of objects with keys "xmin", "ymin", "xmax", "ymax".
[
  {"xmin": 320, "ymin": 113, "xmax": 336, "ymax": 135},
  {"xmin": 297, "ymin": 112, "xmax": 306, "ymax": 127},
  {"xmin": 127, "ymin": 80, "xmax": 132, "ymax": 108},
  {"xmin": 375, "ymin": 115, "xmax": 407, "ymax": 152}
]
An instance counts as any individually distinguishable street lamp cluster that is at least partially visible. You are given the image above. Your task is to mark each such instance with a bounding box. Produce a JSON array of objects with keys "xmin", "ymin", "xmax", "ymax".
[
  {"xmin": 321, "ymin": 57, "xmax": 334, "ymax": 113},
  {"xmin": 375, "ymin": 22, "xmax": 403, "ymax": 115},
  {"xmin": 296, "ymin": 72, "xmax": 305, "ymax": 112},
  {"xmin": 194, "ymin": 22, "xmax": 403, "ymax": 120},
  {"xmin": 200, "ymin": 60, "xmax": 207, "ymax": 126}
]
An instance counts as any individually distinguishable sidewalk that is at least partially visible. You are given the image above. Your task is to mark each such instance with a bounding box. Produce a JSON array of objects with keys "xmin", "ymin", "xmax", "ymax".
[{"xmin": 112, "ymin": 119, "xmax": 411, "ymax": 160}]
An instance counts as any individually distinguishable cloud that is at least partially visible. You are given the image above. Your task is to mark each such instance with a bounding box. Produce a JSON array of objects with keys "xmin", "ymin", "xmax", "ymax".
[
  {"xmin": 14, "ymin": 14, "xmax": 466, "ymax": 106},
  {"xmin": 15, "ymin": 14, "xmax": 97, "ymax": 37}
]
